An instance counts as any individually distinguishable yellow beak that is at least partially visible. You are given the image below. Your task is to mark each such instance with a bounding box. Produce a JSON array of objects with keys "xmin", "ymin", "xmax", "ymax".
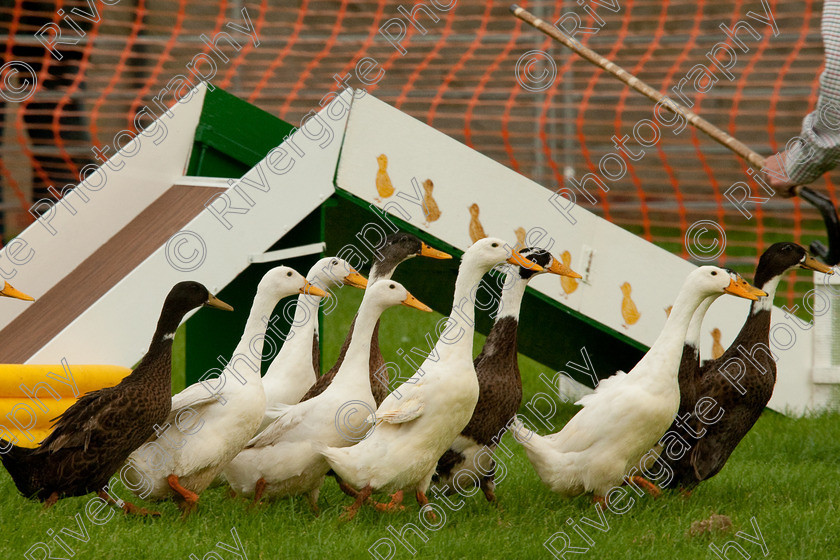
[
  {"xmin": 800, "ymin": 255, "xmax": 834, "ymax": 274},
  {"xmin": 420, "ymin": 242, "xmax": 452, "ymax": 259},
  {"xmin": 300, "ymin": 280, "xmax": 329, "ymax": 298},
  {"xmin": 0, "ymin": 282, "xmax": 34, "ymax": 301},
  {"xmin": 723, "ymin": 277, "xmax": 765, "ymax": 301},
  {"xmin": 507, "ymin": 249, "xmax": 544, "ymax": 272},
  {"xmin": 401, "ymin": 291, "xmax": 433, "ymax": 312},
  {"xmin": 547, "ymin": 257, "xmax": 582, "ymax": 279},
  {"xmin": 205, "ymin": 294, "xmax": 233, "ymax": 311},
  {"xmin": 342, "ymin": 271, "xmax": 369, "ymax": 289}
]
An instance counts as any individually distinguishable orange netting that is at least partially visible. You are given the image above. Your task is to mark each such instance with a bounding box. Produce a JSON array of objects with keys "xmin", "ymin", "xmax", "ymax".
[{"xmin": 0, "ymin": 0, "xmax": 832, "ymax": 306}]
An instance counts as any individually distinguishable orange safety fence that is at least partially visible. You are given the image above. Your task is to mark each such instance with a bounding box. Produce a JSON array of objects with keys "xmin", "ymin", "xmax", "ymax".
[{"xmin": 0, "ymin": 0, "xmax": 834, "ymax": 308}]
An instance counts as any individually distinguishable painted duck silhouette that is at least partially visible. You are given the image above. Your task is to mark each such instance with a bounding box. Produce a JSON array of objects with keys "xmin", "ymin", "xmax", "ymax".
[{"xmin": 375, "ymin": 154, "xmax": 394, "ymax": 202}]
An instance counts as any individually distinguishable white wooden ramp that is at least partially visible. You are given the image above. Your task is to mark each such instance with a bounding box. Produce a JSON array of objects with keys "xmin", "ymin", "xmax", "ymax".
[
  {"xmin": 335, "ymin": 92, "xmax": 828, "ymax": 416},
  {"xmin": 0, "ymin": 86, "xmax": 350, "ymax": 370}
]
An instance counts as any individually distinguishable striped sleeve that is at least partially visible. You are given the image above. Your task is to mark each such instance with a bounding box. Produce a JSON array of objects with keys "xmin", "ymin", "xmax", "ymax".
[{"xmin": 786, "ymin": 0, "xmax": 840, "ymax": 184}]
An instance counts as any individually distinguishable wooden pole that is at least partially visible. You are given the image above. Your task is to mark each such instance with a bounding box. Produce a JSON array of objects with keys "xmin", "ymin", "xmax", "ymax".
[{"xmin": 509, "ymin": 4, "xmax": 767, "ymax": 170}]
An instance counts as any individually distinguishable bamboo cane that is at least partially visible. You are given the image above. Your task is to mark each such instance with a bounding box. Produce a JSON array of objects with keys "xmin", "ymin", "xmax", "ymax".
[{"xmin": 509, "ymin": 4, "xmax": 767, "ymax": 170}]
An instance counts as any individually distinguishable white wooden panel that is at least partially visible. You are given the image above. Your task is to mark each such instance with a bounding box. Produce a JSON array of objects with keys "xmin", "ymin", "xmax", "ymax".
[
  {"xmin": 0, "ymin": 84, "xmax": 208, "ymax": 330},
  {"xmin": 25, "ymin": 91, "xmax": 351, "ymax": 368},
  {"xmin": 335, "ymin": 93, "xmax": 816, "ymax": 415}
]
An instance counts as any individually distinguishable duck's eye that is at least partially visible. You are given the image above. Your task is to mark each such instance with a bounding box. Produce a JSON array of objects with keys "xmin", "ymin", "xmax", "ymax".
[
  {"xmin": 491, "ymin": 242, "xmax": 499, "ymax": 248},
  {"xmin": 331, "ymin": 260, "xmax": 338, "ymax": 266},
  {"xmin": 390, "ymin": 284, "xmax": 396, "ymax": 289},
  {"xmin": 287, "ymin": 271, "xmax": 293, "ymax": 277},
  {"xmin": 711, "ymin": 271, "xmax": 717, "ymax": 276}
]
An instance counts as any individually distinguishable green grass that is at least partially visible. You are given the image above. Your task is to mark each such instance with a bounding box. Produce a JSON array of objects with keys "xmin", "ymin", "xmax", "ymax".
[{"xmin": 2, "ymin": 285, "xmax": 839, "ymax": 559}]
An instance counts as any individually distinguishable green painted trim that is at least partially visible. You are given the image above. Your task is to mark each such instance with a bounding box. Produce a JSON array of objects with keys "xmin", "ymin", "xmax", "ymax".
[{"xmin": 188, "ymin": 87, "xmax": 296, "ymax": 174}]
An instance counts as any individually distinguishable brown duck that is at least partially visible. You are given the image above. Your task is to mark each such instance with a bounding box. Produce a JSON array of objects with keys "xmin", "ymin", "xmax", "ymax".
[
  {"xmin": 300, "ymin": 233, "xmax": 451, "ymax": 406},
  {"xmin": 0, "ymin": 282, "xmax": 232, "ymax": 510},
  {"xmin": 432, "ymin": 247, "xmax": 581, "ymax": 501},
  {"xmin": 663, "ymin": 243, "xmax": 832, "ymax": 490}
]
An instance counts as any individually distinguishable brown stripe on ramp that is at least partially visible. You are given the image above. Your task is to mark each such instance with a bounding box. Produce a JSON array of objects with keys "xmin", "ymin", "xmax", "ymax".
[{"xmin": 0, "ymin": 184, "xmax": 227, "ymax": 364}]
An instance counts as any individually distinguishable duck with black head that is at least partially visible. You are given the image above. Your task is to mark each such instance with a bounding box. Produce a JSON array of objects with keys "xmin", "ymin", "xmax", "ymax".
[
  {"xmin": 432, "ymin": 247, "xmax": 581, "ymax": 502},
  {"xmin": 663, "ymin": 242, "xmax": 833, "ymax": 491},
  {"xmin": 0, "ymin": 282, "xmax": 231, "ymax": 513}
]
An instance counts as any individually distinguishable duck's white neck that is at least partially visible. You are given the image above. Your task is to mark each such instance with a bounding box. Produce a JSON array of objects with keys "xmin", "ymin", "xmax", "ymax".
[
  {"xmin": 684, "ymin": 294, "xmax": 720, "ymax": 349},
  {"xmin": 263, "ymin": 291, "xmax": 319, "ymax": 381},
  {"xmin": 370, "ymin": 262, "xmax": 391, "ymax": 282},
  {"xmin": 436, "ymin": 257, "xmax": 490, "ymax": 361},
  {"xmin": 752, "ymin": 275, "xmax": 781, "ymax": 314},
  {"xmin": 495, "ymin": 272, "xmax": 528, "ymax": 322},
  {"xmin": 334, "ymin": 292, "xmax": 386, "ymax": 384},
  {"xmin": 635, "ymin": 280, "xmax": 710, "ymax": 378},
  {"xmin": 230, "ymin": 289, "xmax": 280, "ymax": 383}
]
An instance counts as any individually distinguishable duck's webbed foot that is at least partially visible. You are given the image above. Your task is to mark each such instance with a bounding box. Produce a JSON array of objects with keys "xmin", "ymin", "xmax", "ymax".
[
  {"xmin": 340, "ymin": 485, "xmax": 373, "ymax": 521},
  {"xmin": 373, "ymin": 490, "xmax": 406, "ymax": 512}
]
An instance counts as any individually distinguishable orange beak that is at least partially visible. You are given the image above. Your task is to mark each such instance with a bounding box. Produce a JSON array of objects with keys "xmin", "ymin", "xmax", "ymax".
[
  {"xmin": 419, "ymin": 242, "xmax": 452, "ymax": 259},
  {"xmin": 300, "ymin": 280, "xmax": 329, "ymax": 298},
  {"xmin": 205, "ymin": 294, "xmax": 233, "ymax": 311},
  {"xmin": 800, "ymin": 255, "xmax": 834, "ymax": 274},
  {"xmin": 342, "ymin": 271, "xmax": 369, "ymax": 289},
  {"xmin": 0, "ymin": 282, "xmax": 34, "ymax": 301},
  {"xmin": 507, "ymin": 249, "xmax": 544, "ymax": 272},
  {"xmin": 547, "ymin": 257, "xmax": 582, "ymax": 279},
  {"xmin": 401, "ymin": 291, "xmax": 433, "ymax": 312},
  {"xmin": 723, "ymin": 276, "xmax": 765, "ymax": 301}
]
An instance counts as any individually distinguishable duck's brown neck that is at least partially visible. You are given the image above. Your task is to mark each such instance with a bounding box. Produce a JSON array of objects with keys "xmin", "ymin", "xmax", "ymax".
[{"xmin": 476, "ymin": 316, "xmax": 519, "ymax": 374}]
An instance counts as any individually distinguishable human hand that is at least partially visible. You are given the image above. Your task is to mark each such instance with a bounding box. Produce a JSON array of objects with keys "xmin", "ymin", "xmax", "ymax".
[{"xmin": 762, "ymin": 151, "xmax": 800, "ymax": 198}]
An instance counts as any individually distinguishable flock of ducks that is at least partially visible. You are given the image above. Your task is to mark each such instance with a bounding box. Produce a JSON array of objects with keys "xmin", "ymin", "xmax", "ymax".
[{"xmin": 0, "ymin": 235, "xmax": 830, "ymax": 518}]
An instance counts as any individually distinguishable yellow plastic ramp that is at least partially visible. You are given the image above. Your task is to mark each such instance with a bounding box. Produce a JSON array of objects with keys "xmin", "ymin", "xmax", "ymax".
[{"xmin": 0, "ymin": 364, "xmax": 131, "ymax": 448}]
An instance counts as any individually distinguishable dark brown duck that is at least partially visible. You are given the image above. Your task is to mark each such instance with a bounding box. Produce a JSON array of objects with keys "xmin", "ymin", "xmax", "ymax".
[
  {"xmin": 0, "ymin": 281, "xmax": 232, "ymax": 510},
  {"xmin": 433, "ymin": 247, "xmax": 579, "ymax": 501},
  {"xmin": 664, "ymin": 242, "xmax": 832, "ymax": 490}
]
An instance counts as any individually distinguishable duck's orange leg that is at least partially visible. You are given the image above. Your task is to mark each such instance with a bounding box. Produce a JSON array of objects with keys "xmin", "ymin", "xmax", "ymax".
[
  {"xmin": 629, "ymin": 476, "xmax": 661, "ymax": 498},
  {"xmin": 97, "ymin": 490, "xmax": 160, "ymax": 517},
  {"xmin": 341, "ymin": 485, "xmax": 373, "ymax": 521},
  {"xmin": 249, "ymin": 477, "xmax": 267, "ymax": 508},
  {"xmin": 374, "ymin": 490, "xmax": 405, "ymax": 512},
  {"xmin": 167, "ymin": 474, "xmax": 199, "ymax": 514},
  {"xmin": 416, "ymin": 489, "xmax": 437, "ymax": 521},
  {"xmin": 336, "ymin": 476, "xmax": 360, "ymax": 499}
]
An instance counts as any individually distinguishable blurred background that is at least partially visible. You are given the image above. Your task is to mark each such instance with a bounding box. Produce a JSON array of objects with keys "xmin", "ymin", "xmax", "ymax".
[{"xmin": 0, "ymin": 0, "xmax": 833, "ymax": 307}]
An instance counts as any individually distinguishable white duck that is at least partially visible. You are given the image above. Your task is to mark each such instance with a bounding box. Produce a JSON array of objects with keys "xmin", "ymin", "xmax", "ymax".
[
  {"xmin": 259, "ymin": 257, "xmax": 367, "ymax": 431},
  {"xmin": 318, "ymin": 238, "xmax": 543, "ymax": 518},
  {"xmin": 123, "ymin": 266, "xmax": 326, "ymax": 513},
  {"xmin": 223, "ymin": 280, "xmax": 431, "ymax": 510},
  {"xmin": 512, "ymin": 266, "xmax": 764, "ymax": 503}
]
